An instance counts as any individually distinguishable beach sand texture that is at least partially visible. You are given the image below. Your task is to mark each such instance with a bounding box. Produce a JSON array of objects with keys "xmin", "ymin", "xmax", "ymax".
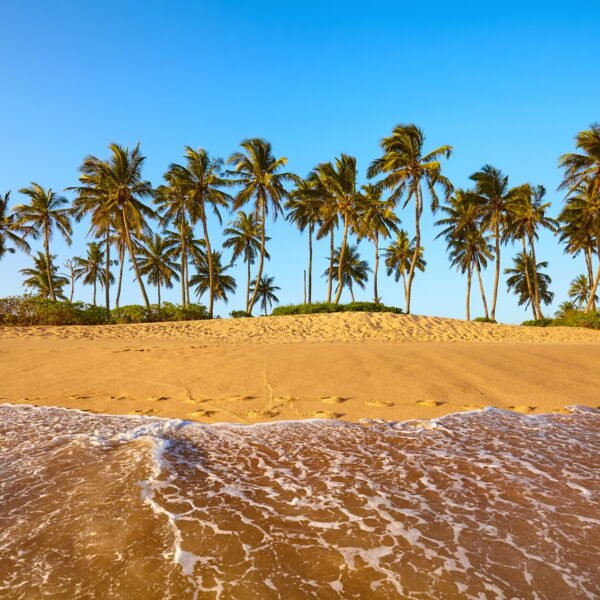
[{"xmin": 1, "ymin": 312, "xmax": 598, "ymax": 423}]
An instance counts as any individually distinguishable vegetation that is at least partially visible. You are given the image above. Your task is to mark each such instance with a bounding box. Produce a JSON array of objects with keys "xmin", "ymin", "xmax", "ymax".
[
  {"xmin": 1, "ymin": 123, "xmax": 599, "ymax": 327},
  {"xmin": 272, "ymin": 302, "xmax": 403, "ymax": 316}
]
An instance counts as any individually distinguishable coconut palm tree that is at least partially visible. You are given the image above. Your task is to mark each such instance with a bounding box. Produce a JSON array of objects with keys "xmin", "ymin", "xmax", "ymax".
[
  {"xmin": 135, "ymin": 233, "xmax": 179, "ymax": 309},
  {"xmin": 190, "ymin": 251, "xmax": 236, "ymax": 306},
  {"xmin": 367, "ymin": 124, "xmax": 452, "ymax": 314},
  {"xmin": 20, "ymin": 252, "xmax": 69, "ymax": 299},
  {"xmin": 358, "ymin": 184, "xmax": 400, "ymax": 303},
  {"xmin": 0, "ymin": 191, "xmax": 31, "ymax": 261},
  {"xmin": 286, "ymin": 178, "xmax": 322, "ymax": 303},
  {"xmin": 74, "ymin": 242, "xmax": 114, "ymax": 306},
  {"xmin": 63, "ymin": 259, "xmax": 80, "ymax": 303},
  {"xmin": 327, "ymin": 244, "xmax": 371, "ymax": 302},
  {"xmin": 505, "ymin": 252, "xmax": 553, "ymax": 319},
  {"xmin": 250, "ymin": 275, "xmax": 280, "ymax": 315},
  {"xmin": 383, "ymin": 230, "xmax": 425, "ymax": 311},
  {"xmin": 13, "ymin": 183, "xmax": 72, "ymax": 301},
  {"xmin": 223, "ymin": 211, "xmax": 267, "ymax": 313},
  {"xmin": 228, "ymin": 138, "xmax": 296, "ymax": 313},
  {"xmin": 568, "ymin": 274, "xmax": 598, "ymax": 309},
  {"xmin": 559, "ymin": 124, "xmax": 600, "ymax": 198},
  {"xmin": 164, "ymin": 147, "xmax": 233, "ymax": 317}
]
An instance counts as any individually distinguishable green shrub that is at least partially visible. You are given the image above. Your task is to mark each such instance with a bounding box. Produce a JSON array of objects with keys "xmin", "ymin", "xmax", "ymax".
[
  {"xmin": 521, "ymin": 311, "xmax": 600, "ymax": 330},
  {"xmin": 473, "ymin": 317, "xmax": 497, "ymax": 323},
  {"xmin": 522, "ymin": 318, "xmax": 554, "ymax": 327},
  {"xmin": 271, "ymin": 302, "xmax": 403, "ymax": 317},
  {"xmin": 230, "ymin": 310, "xmax": 252, "ymax": 318}
]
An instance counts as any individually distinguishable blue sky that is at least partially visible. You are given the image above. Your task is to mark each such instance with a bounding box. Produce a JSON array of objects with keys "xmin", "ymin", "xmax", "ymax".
[{"xmin": 1, "ymin": 1, "xmax": 599, "ymax": 322}]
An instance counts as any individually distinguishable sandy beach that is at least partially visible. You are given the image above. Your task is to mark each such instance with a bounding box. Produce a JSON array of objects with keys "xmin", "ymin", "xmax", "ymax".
[{"xmin": 1, "ymin": 312, "xmax": 599, "ymax": 423}]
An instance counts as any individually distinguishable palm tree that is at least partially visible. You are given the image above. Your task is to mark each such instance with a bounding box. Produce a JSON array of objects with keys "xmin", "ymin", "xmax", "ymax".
[
  {"xmin": 505, "ymin": 252, "xmax": 553, "ymax": 319},
  {"xmin": 368, "ymin": 124, "xmax": 452, "ymax": 314},
  {"xmin": 20, "ymin": 252, "xmax": 69, "ymax": 299},
  {"xmin": 312, "ymin": 155, "xmax": 364, "ymax": 304},
  {"xmin": 383, "ymin": 230, "xmax": 425, "ymax": 311},
  {"xmin": 250, "ymin": 275, "xmax": 280, "ymax": 315},
  {"xmin": 13, "ymin": 183, "xmax": 72, "ymax": 301},
  {"xmin": 437, "ymin": 191, "xmax": 493, "ymax": 321},
  {"xmin": 326, "ymin": 244, "xmax": 371, "ymax": 302},
  {"xmin": 286, "ymin": 178, "xmax": 322, "ymax": 303},
  {"xmin": 0, "ymin": 191, "xmax": 31, "ymax": 261},
  {"xmin": 165, "ymin": 147, "xmax": 233, "ymax": 317},
  {"xmin": 556, "ymin": 300, "xmax": 577, "ymax": 318},
  {"xmin": 228, "ymin": 138, "xmax": 296, "ymax": 313},
  {"xmin": 136, "ymin": 233, "xmax": 180, "ymax": 308},
  {"xmin": 63, "ymin": 258, "xmax": 80, "ymax": 302},
  {"xmin": 358, "ymin": 184, "xmax": 400, "ymax": 303},
  {"xmin": 568, "ymin": 274, "xmax": 598, "ymax": 309},
  {"xmin": 74, "ymin": 242, "xmax": 114, "ymax": 306},
  {"xmin": 223, "ymin": 211, "xmax": 267, "ymax": 312},
  {"xmin": 190, "ymin": 251, "xmax": 236, "ymax": 306}
]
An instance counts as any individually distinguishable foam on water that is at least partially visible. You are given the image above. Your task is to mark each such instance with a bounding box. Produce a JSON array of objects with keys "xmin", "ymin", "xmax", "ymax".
[{"xmin": 1, "ymin": 403, "xmax": 599, "ymax": 599}]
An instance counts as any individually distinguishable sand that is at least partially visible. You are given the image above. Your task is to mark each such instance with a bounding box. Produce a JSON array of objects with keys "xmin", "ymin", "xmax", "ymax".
[{"xmin": 1, "ymin": 312, "xmax": 599, "ymax": 423}]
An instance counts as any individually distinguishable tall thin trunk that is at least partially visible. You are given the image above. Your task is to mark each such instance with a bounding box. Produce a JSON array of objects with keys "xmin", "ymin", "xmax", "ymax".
[
  {"xmin": 327, "ymin": 230, "xmax": 334, "ymax": 303},
  {"xmin": 247, "ymin": 195, "xmax": 266, "ymax": 314},
  {"xmin": 333, "ymin": 215, "xmax": 349, "ymax": 304},
  {"xmin": 104, "ymin": 228, "xmax": 111, "ymax": 320},
  {"xmin": 69, "ymin": 271, "xmax": 75, "ymax": 303},
  {"xmin": 405, "ymin": 185, "xmax": 423, "ymax": 314},
  {"xmin": 180, "ymin": 214, "xmax": 187, "ymax": 307},
  {"xmin": 529, "ymin": 234, "xmax": 542, "ymax": 318},
  {"xmin": 308, "ymin": 223, "xmax": 313, "ymax": 303},
  {"xmin": 402, "ymin": 273, "xmax": 408, "ymax": 311},
  {"xmin": 491, "ymin": 221, "xmax": 501, "ymax": 320},
  {"xmin": 44, "ymin": 223, "xmax": 56, "ymax": 301},
  {"xmin": 373, "ymin": 233, "xmax": 379, "ymax": 303},
  {"xmin": 466, "ymin": 264, "xmax": 472, "ymax": 321},
  {"xmin": 201, "ymin": 210, "xmax": 215, "ymax": 318},
  {"xmin": 93, "ymin": 278, "xmax": 97, "ymax": 306},
  {"xmin": 116, "ymin": 244, "xmax": 125, "ymax": 308},
  {"xmin": 350, "ymin": 284, "xmax": 355, "ymax": 302},
  {"xmin": 521, "ymin": 237, "xmax": 536, "ymax": 319},
  {"xmin": 122, "ymin": 209, "xmax": 150, "ymax": 308},
  {"xmin": 303, "ymin": 270, "xmax": 306, "ymax": 304},
  {"xmin": 157, "ymin": 281, "xmax": 161, "ymax": 310},
  {"xmin": 474, "ymin": 261, "xmax": 489, "ymax": 319},
  {"xmin": 585, "ymin": 246, "xmax": 596, "ymax": 311},
  {"xmin": 585, "ymin": 244, "xmax": 600, "ymax": 313},
  {"xmin": 245, "ymin": 251, "xmax": 251, "ymax": 313},
  {"xmin": 185, "ymin": 263, "xmax": 191, "ymax": 306}
]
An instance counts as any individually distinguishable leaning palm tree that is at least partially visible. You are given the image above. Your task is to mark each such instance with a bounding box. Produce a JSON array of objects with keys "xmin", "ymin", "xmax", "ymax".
[
  {"xmin": 568, "ymin": 274, "xmax": 598, "ymax": 309},
  {"xmin": 250, "ymin": 275, "xmax": 280, "ymax": 316},
  {"xmin": 13, "ymin": 183, "xmax": 72, "ymax": 301},
  {"xmin": 20, "ymin": 252, "xmax": 69, "ymax": 299},
  {"xmin": 136, "ymin": 233, "xmax": 180, "ymax": 309},
  {"xmin": 228, "ymin": 138, "xmax": 296, "ymax": 313},
  {"xmin": 0, "ymin": 191, "xmax": 31, "ymax": 261},
  {"xmin": 326, "ymin": 244, "xmax": 371, "ymax": 302},
  {"xmin": 165, "ymin": 147, "xmax": 233, "ymax": 317},
  {"xmin": 286, "ymin": 178, "xmax": 322, "ymax": 303},
  {"xmin": 505, "ymin": 252, "xmax": 554, "ymax": 319},
  {"xmin": 190, "ymin": 251, "xmax": 237, "ymax": 307},
  {"xmin": 223, "ymin": 211, "xmax": 267, "ymax": 312},
  {"xmin": 74, "ymin": 242, "xmax": 114, "ymax": 306},
  {"xmin": 383, "ymin": 230, "xmax": 425, "ymax": 311},
  {"xmin": 367, "ymin": 124, "xmax": 452, "ymax": 313},
  {"xmin": 357, "ymin": 184, "xmax": 400, "ymax": 303}
]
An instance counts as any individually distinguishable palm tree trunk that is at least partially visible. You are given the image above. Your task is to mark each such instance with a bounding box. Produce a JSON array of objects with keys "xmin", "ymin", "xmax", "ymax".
[
  {"xmin": 158, "ymin": 282, "xmax": 161, "ymax": 310},
  {"xmin": 405, "ymin": 186, "xmax": 423, "ymax": 314},
  {"xmin": 466, "ymin": 264, "xmax": 472, "ymax": 321},
  {"xmin": 529, "ymin": 235, "xmax": 543, "ymax": 318},
  {"xmin": 247, "ymin": 196, "xmax": 266, "ymax": 314},
  {"xmin": 93, "ymin": 279, "xmax": 97, "ymax": 306},
  {"xmin": 303, "ymin": 270, "xmax": 306, "ymax": 304},
  {"xmin": 350, "ymin": 284, "xmax": 355, "ymax": 302},
  {"xmin": 373, "ymin": 233, "xmax": 379, "ymax": 303},
  {"xmin": 333, "ymin": 215, "xmax": 349, "ymax": 304},
  {"xmin": 490, "ymin": 221, "xmax": 501, "ymax": 320},
  {"xmin": 308, "ymin": 223, "xmax": 313, "ymax": 304},
  {"xmin": 586, "ymin": 246, "xmax": 596, "ymax": 311},
  {"xmin": 521, "ymin": 237, "xmax": 536, "ymax": 318},
  {"xmin": 246, "ymin": 253, "xmax": 251, "ymax": 313},
  {"xmin": 327, "ymin": 230, "xmax": 334, "ymax": 303},
  {"xmin": 474, "ymin": 261, "xmax": 489, "ymax": 319},
  {"xmin": 69, "ymin": 271, "xmax": 75, "ymax": 303},
  {"xmin": 180, "ymin": 215, "xmax": 187, "ymax": 307},
  {"xmin": 585, "ymin": 245, "xmax": 600, "ymax": 313},
  {"xmin": 116, "ymin": 244, "xmax": 125, "ymax": 308},
  {"xmin": 44, "ymin": 223, "xmax": 56, "ymax": 301},
  {"xmin": 104, "ymin": 228, "xmax": 111, "ymax": 319},
  {"xmin": 201, "ymin": 211, "xmax": 215, "ymax": 318},
  {"xmin": 402, "ymin": 273, "xmax": 408, "ymax": 311},
  {"xmin": 121, "ymin": 209, "xmax": 150, "ymax": 308}
]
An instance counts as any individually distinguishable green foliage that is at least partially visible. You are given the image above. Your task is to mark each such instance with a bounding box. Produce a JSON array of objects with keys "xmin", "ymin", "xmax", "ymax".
[
  {"xmin": 230, "ymin": 310, "xmax": 252, "ymax": 318},
  {"xmin": 271, "ymin": 302, "xmax": 403, "ymax": 316},
  {"xmin": 522, "ymin": 311, "xmax": 600, "ymax": 330},
  {"xmin": 0, "ymin": 296, "xmax": 208, "ymax": 326},
  {"xmin": 473, "ymin": 317, "xmax": 497, "ymax": 323},
  {"xmin": 521, "ymin": 318, "xmax": 554, "ymax": 327}
]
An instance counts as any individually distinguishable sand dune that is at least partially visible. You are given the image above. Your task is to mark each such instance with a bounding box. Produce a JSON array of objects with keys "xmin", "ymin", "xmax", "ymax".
[{"xmin": 1, "ymin": 313, "xmax": 598, "ymax": 424}]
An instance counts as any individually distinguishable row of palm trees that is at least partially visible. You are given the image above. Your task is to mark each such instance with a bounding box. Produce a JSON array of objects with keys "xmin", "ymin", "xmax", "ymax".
[{"xmin": 1, "ymin": 123, "xmax": 599, "ymax": 319}]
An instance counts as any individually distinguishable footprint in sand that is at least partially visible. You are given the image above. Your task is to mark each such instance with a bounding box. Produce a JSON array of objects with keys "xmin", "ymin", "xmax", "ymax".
[
  {"xmin": 67, "ymin": 394, "xmax": 90, "ymax": 400},
  {"xmin": 320, "ymin": 396, "xmax": 347, "ymax": 404},
  {"xmin": 275, "ymin": 396, "xmax": 297, "ymax": 404},
  {"xmin": 190, "ymin": 409, "xmax": 218, "ymax": 418},
  {"xmin": 416, "ymin": 400, "xmax": 446, "ymax": 407},
  {"xmin": 363, "ymin": 400, "xmax": 394, "ymax": 408},
  {"xmin": 228, "ymin": 395, "xmax": 255, "ymax": 402},
  {"xmin": 245, "ymin": 409, "xmax": 280, "ymax": 418},
  {"xmin": 147, "ymin": 396, "xmax": 169, "ymax": 402},
  {"xmin": 509, "ymin": 405, "xmax": 536, "ymax": 413},
  {"xmin": 184, "ymin": 397, "xmax": 210, "ymax": 405},
  {"xmin": 132, "ymin": 408, "xmax": 156, "ymax": 415},
  {"xmin": 312, "ymin": 411, "xmax": 343, "ymax": 419},
  {"xmin": 461, "ymin": 403, "xmax": 485, "ymax": 410}
]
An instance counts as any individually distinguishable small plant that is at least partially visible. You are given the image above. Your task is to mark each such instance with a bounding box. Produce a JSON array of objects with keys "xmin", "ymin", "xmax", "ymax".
[
  {"xmin": 230, "ymin": 310, "xmax": 252, "ymax": 318},
  {"xmin": 522, "ymin": 318, "xmax": 555, "ymax": 327},
  {"xmin": 473, "ymin": 317, "xmax": 497, "ymax": 323}
]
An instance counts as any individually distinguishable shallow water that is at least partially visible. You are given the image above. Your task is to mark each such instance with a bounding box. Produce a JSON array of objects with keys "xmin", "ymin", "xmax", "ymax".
[{"xmin": 0, "ymin": 404, "xmax": 599, "ymax": 600}]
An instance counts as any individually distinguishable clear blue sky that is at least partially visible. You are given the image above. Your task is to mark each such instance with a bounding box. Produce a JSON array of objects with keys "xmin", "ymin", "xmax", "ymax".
[{"xmin": 1, "ymin": 1, "xmax": 599, "ymax": 322}]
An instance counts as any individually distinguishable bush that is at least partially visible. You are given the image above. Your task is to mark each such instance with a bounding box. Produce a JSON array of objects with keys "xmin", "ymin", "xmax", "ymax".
[
  {"xmin": 271, "ymin": 302, "xmax": 403, "ymax": 317},
  {"xmin": 522, "ymin": 318, "xmax": 554, "ymax": 327},
  {"xmin": 521, "ymin": 311, "xmax": 600, "ymax": 330},
  {"xmin": 230, "ymin": 310, "xmax": 252, "ymax": 318},
  {"xmin": 473, "ymin": 317, "xmax": 497, "ymax": 323}
]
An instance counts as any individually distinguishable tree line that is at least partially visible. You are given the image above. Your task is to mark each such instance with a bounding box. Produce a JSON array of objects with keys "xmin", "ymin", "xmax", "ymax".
[{"xmin": 1, "ymin": 123, "xmax": 599, "ymax": 320}]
